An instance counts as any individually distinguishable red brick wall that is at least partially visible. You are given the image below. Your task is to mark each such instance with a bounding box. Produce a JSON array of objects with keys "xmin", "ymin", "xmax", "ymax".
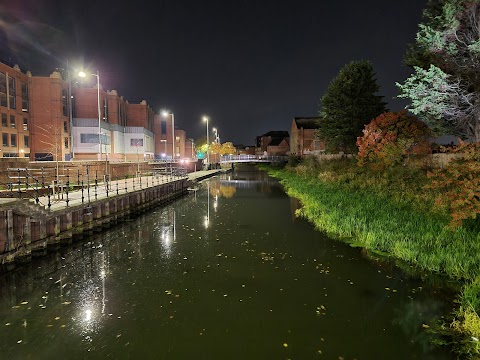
[
  {"xmin": 126, "ymin": 102, "xmax": 154, "ymax": 131},
  {"xmin": 29, "ymin": 73, "xmax": 71, "ymax": 161}
]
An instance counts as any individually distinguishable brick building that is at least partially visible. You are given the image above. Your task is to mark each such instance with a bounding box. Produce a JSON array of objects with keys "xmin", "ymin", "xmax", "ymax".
[
  {"xmin": 71, "ymin": 84, "xmax": 111, "ymax": 160},
  {"xmin": 256, "ymin": 131, "xmax": 290, "ymax": 155},
  {"xmin": 0, "ymin": 63, "xmax": 31, "ymax": 159},
  {"xmin": 185, "ymin": 138, "xmax": 195, "ymax": 159},
  {"xmin": 290, "ymin": 117, "xmax": 324, "ymax": 156},
  {"xmin": 0, "ymin": 60, "xmax": 195, "ymax": 162},
  {"xmin": 29, "ymin": 71, "xmax": 72, "ymax": 161},
  {"xmin": 153, "ymin": 113, "xmax": 172, "ymax": 159}
]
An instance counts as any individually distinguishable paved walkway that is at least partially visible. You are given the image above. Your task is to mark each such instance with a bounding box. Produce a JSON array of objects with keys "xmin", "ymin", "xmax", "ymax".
[{"xmin": 31, "ymin": 169, "xmax": 225, "ymax": 211}]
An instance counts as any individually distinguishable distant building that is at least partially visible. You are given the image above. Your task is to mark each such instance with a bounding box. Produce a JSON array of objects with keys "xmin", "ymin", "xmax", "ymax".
[
  {"xmin": 290, "ymin": 117, "xmax": 324, "ymax": 156},
  {"xmin": 234, "ymin": 144, "xmax": 255, "ymax": 155},
  {"xmin": 256, "ymin": 131, "xmax": 289, "ymax": 155}
]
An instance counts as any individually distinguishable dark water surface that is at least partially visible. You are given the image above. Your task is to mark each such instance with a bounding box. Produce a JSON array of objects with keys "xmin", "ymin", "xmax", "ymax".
[{"xmin": 0, "ymin": 165, "xmax": 454, "ymax": 359}]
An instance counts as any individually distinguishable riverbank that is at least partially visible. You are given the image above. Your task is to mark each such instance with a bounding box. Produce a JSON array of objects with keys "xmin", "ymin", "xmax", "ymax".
[{"xmin": 261, "ymin": 161, "xmax": 480, "ymax": 358}]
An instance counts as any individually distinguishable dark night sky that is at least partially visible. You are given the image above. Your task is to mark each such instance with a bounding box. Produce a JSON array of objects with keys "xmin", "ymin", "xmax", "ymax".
[{"xmin": 1, "ymin": 0, "xmax": 427, "ymax": 145}]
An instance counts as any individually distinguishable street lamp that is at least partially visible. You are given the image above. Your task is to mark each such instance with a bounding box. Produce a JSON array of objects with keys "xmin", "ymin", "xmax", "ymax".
[
  {"xmin": 212, "ymin": 127, "xmax": 218, "ymax": 144},
  {"xmin": 78, "ymin": 70, "xmax": 102, "ymax": 161},
  {"xmin": 162, "ymin": 110, "xmax": 175, "ymax": 160},
  {"xmin": 203, "ymin": 116, "xmax": 209, "ymax": 166}
]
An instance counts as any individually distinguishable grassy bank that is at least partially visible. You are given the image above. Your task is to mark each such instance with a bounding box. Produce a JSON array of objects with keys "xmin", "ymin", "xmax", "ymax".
[{"xmin": 261, "ymin": 159, "xmax": 480, "ymax": 358}]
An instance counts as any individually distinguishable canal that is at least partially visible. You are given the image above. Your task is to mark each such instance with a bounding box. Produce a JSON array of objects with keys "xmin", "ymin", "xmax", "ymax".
[{"xmin": 0, "ymin": 165, "xmax": 454, "ymax": 359}]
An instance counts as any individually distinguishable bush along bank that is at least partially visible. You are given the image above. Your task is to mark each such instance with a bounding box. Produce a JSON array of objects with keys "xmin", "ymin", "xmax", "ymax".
[{"xmin": 260, "ymin": 158, "xmax": 480, "ymax": 358}]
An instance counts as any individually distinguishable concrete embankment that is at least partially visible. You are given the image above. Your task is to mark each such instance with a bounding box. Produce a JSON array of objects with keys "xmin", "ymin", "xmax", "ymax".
[{"xmin": 0, "ymin": 169, "xmax": 224, "ymax": 269}]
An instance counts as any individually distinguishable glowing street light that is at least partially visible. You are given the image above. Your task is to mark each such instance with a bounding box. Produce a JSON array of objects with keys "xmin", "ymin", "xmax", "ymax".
[
  {"xmin": 78, "ymin": 70, "xmax": 102, "ymax": 161},
  {"xmin": 203, "ymin": 116, "xmax": 209, "ymax": 166},
  {"xmin": 162, "ymin": 110, "xmax": 175, "ymax": 160}
]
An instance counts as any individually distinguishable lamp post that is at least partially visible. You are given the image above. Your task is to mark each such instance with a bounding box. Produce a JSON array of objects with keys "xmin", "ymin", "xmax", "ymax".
[
  {"xmin": 162, "ymin": 110, "xmax": 175, "ymax": 160},
  {"xmin": 203, "ymin": 116, "xmax": 209, "ymax": 166},
  {"xmin": 66, "ymin": 60, "xmax": 74, "ymax": 160},
  {"xmin": 78, "ymin": 70, "xmax": 101, "ymax": 161}
]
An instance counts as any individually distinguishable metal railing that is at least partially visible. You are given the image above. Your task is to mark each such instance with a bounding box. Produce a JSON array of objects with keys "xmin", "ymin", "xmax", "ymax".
[
  {"xmin": 0, "ymin": 165, "xmax": 189, "ymax": 210},
  {"xmin": 220, "ymin": 155, "xmax": 288, "ymax": 163}
]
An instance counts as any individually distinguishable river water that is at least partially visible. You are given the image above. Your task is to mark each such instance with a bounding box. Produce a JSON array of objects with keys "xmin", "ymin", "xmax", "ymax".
[{"xmin": 0, "ymin": 165, "xmax": 454, "ymax": 359}]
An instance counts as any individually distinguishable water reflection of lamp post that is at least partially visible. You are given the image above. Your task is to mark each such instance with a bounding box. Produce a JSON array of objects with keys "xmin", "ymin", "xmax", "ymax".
[
  {"xmin": 204, "ymin": 182, "xmax": 210, "ymax": 228},
  {"xmin": 100, "ymin": 252, "xmax": 106, "ymax": 314}
]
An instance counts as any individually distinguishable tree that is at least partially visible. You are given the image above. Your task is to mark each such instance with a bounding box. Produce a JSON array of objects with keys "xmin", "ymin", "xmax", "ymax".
[
  {"xmin": 195, "ymin": 137, "xmax": 208, "ymax": 159},
  {"xmin": 219, "ymin": 142, "xmax": 236, "ymax": 155},
  {"xmin": 356, "ymin": 111, "xmax": 431, "ymax": 170},
  {"xmin": 397, "ymin": 0, "xmax": 480, "ymax": 142},
  {"xmin": 209, "ymin": 142, "xmax": 222, "ymax": 155},
  {"xmin": 317, "ymin": 60, "xmax": 386, "ymax": 153}
]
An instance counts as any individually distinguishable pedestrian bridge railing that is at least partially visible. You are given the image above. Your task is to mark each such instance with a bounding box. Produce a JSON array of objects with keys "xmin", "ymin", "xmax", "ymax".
[{"xmin": 220, "ymin": 155, "xmax": 288, "ymax": 163}]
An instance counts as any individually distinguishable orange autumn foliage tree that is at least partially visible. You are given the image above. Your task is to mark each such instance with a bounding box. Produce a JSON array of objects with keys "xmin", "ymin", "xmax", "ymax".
[
  {"xmin": 356, "ymin": 111, "xmax": 431, "ymax": 170},
  {"xmin": 426, "ymin": 141, "xmax": 480, "ymax": 229}
]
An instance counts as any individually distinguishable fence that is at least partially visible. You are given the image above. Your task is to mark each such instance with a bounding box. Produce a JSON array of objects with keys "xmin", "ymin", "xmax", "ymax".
[{"xmin": 0, "ymin": 165, "xmax": 188, "ymax": 209}]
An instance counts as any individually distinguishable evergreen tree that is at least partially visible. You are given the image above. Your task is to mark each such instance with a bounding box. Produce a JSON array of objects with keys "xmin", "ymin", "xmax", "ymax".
[
  {"xmin": 317, "ymin": 60, "xmax": 386, "ymax": 152},
  {"xmin": 397, "ymin": 0, "xmax": 480, "ymax": 142}
]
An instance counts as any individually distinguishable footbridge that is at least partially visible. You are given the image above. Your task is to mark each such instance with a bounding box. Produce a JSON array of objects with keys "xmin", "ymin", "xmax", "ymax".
[{"xmin": 220, "ymin": 155, "xmax": 288, "ymax": 164}]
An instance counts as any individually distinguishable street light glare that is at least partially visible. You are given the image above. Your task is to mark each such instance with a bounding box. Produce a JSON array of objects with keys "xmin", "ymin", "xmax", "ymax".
[
  {"xmin": 78, "ymin": 71, "xmax": 86, "ymax": 78},
  {"xmin": 161, "ymin": 110, "xmax": 169, "ymax": 117},
  {"xmin": 202, "ymin": 116, "xmax": 209, "ymax": 122}
]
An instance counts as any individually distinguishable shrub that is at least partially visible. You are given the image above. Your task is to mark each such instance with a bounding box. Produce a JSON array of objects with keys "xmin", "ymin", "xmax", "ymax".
[
  {"xmin": 426, "ymin": 141, "xmax": 480, "ymax": 229},
  {"xmin": 357, "ymin": 111, "xmax": 431, "ymax": 170}
]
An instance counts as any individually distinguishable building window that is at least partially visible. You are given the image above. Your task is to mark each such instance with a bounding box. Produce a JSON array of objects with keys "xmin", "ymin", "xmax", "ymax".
[
  {"xmin": 0, "ymin": 72, "xmax": 6, "ymax": 107},
  {"xmin": 10, "ymin": 115, "xmax": 15, "ymax": 128},
  {"xmin": 24, "ymin": 135, "xmax": 29, "ymax": 148},
  {"xmin": 23, "ymin": 118, "xmax": 28, "ymax": 131},
  {"xmin": 176, "ymin": 146, "xmax": 180, "ymax": 156},
  {"xmin": 62, "ymin": 88, "xmax": 68, "ymax": 116},
  {"xmin": 2, "ymin": 133, "xmax": 8, "ymax": 146},
  {"xmin": 80, "ymin": 133, "xmax": 100, "ymax": 143},
  {"xmin": 21, "ymin": 82, "xmax": 28, "ymax": 112},
  {"xmin": 10, "ymin": 133, "xmax": 16, "ymax": 147},
  {"xmin": 175, "ymin": 136, "xmax": 180, "ymax": 142},
  {"xmin": 131, "ymin": 138, "xmax": 143, "ymax": 147},
  {"xmin": 161, "ymin": 120, "xmax": 167, "ymax": 135},
  {"xmin": 64, "ymin": 137, "xmax": 69, "ymax": 148},
  {"xmin": 64, "ymin": 121, "xmax": 68, "ymax": 133},
  {"xmin": 1, "ymin": 113, "xmax": 6, "ymax": 127},
  {"xmin": 8, "ymin": 76, "xmax": 15, "ymax": 109}
]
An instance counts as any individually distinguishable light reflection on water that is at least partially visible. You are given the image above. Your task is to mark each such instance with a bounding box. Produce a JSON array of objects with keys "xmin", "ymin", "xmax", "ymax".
[{"xmin": 0, "ymin": 165, "xmax": 454, "ymax": 359}]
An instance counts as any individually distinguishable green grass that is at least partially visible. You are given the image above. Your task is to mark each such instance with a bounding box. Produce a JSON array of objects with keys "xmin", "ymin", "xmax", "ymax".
[{"xmin": 261, "ymin": 161, "xmax": 480, "ymax": 359}]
